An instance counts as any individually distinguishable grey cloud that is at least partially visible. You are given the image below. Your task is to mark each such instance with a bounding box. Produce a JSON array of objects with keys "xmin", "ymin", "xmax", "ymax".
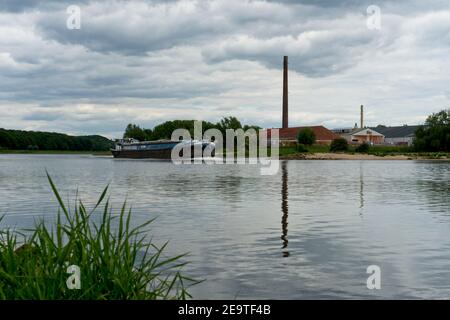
[
  {"xmin": 33, "ymin": 0, "xmax": 348, "ymax": 56},
  {"xmin": 202, "ymin": 25, "xmax": 378, "ymax": 77},
  {"xmin": 0, "ymin": 0, "xmax": 90, "ymax": 12},
  {"xmin": 0, "ymin": 0, "xmax": 44, "ymax": 12},
  {"xmin": 36, "ymin": 1, "xmax": 234, "ymax": 55},
  {"xmin": 22, "ymin": 111, "xmax": 62, "ymax": 121},
  {"xmin": 32, "ymin": 0, "xmax": 380, "ymax": 77},
  {"xmin": 1, "ymin": 0, "xmax": 449, "ymax": 136}
]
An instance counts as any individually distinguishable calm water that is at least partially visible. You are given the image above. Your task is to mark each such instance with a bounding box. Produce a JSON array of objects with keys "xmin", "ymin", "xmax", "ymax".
[{"xmin": 0, "ymin": 154, "xmax": 449, "ymax": 299}]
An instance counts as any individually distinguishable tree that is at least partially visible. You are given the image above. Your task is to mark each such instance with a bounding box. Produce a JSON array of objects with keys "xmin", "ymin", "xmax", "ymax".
[
  {"xmin": 218, "ymin": 116, "xmax": 242, "ymax": 133},
  {"xmin": 297, "ymin": 128, "xmax": 316, "ymax": 146},
  {"xmin": 414, "ymin": 109, "xmax": 449, "ymax": 151},
  {"xmin": 121, "ymin": 117, "xmax": 259, "ymax": 143},
  {"xmin": 330, "ymin": 138, "xmax": 349, "ymax": 152},
  {"xmin": 123, "ymin": 124, "xmax": 148, "ymax": 141},
  {"xmin": 243, "ymin": 124, "xmax": 262, "ymax": 132}
]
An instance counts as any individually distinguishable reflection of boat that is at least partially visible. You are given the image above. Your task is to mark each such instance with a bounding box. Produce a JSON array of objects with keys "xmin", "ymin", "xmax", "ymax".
[{"xmin": 111, "ymin": 138, "xmax": 215, "ymax": 159}]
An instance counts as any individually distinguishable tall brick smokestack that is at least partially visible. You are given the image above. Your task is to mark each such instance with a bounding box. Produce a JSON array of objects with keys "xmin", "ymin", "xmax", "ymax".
[
  {"xmin": 360, "ymin": 105, "xmax": 364, "ymax": 128},
  {"xmin": 282, "ymin": 56, "xmax": 288, "ymax": 129}
]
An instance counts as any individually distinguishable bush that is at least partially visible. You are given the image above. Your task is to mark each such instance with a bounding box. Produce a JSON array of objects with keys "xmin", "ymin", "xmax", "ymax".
[
  {"xmin": 0, "ymin": 173, "xmax": 196, "ymax": 300},
  {"xmin": 330, "ymin": 138, "xmax": 349, "ymax": 152},
  {"xmin": 355, "ymin": 142, "xmax": 370, "ymax": 153},
  {"xmin": 297, "ymin": 143, "xmax": 308, "ymax": 153},
  {"xmin": 297, "ymin": 128, "xmax": 316, "ymax": 146}
]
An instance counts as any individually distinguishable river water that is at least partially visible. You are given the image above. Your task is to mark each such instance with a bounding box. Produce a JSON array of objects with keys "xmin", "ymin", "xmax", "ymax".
[{"xmin": 0, "ymin": 154, "xmax": 449, "ymax": 299}]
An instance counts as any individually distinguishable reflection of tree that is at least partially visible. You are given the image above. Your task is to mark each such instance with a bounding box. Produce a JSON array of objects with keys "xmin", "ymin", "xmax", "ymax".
[
  {"xmin": 281, "ymin": 161, "xmax": 289, "ymax": 257},
  {"xmin": 415, "ymin": 164, "xmax": 450, "ymax": 215},
  {"xmin": 212, "ymin": 175, "xmax": 243, "ymax": 204}
]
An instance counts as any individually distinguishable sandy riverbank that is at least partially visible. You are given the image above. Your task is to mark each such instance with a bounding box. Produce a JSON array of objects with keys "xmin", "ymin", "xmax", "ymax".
[{"xmin": 280, "ymin": 153, "xmax": 449, "ymax": 160}]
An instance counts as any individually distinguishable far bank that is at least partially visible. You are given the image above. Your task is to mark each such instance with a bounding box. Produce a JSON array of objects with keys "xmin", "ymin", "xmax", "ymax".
[{"xmin": 279, "ymin": 152, "xmax": 449, "ymax": 161}]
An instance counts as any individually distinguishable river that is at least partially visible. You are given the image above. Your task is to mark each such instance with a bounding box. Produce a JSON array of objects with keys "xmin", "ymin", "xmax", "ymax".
[{"xmin": 0, "ymin": 154, "xmax": 449, "ymax": 299}]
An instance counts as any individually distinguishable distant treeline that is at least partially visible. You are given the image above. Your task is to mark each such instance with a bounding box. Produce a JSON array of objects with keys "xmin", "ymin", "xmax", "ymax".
[
  {"xmin": 0, "ymin": 129, "xmax": 113, "ymax": 151},
  {"xmin": 123, "ymin": 117, "xmax": 261, "ymax": 141}
]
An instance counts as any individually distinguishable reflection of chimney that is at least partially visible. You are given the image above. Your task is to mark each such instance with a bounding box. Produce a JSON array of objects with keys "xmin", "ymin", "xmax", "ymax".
[
  {"xmin": 360, "ymin": 105, "xmax": 364, "ymax": 128},
  {"xmin": 281, "ymin": 161, "xmax": 289, "ymax": 257},
  {"xmin": 282, "ymin": 56, "xmax": 288, "ymax": 129}
]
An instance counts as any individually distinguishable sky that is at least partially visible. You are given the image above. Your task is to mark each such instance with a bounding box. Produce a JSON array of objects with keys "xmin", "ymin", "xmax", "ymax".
[{"xmin": 0, "ymin": 0, "xmax": 449, "ymax": 138}]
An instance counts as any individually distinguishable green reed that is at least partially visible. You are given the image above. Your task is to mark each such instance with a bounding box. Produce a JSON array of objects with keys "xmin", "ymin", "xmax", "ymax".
[{"xmin": 0, "ymin": 172, "xmax": 197, "ymax": 300}]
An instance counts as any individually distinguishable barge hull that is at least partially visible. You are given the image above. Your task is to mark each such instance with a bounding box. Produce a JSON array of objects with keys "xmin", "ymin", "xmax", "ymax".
[
  {"xmin": 111, "ymin": 149, "xmax": 173, "ymax": 159},
  {"xmin": 112, "ymin": 145, "xmax": 214, "ymax": 159}
]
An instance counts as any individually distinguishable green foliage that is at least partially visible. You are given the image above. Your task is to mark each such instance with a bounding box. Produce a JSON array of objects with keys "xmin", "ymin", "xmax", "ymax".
[
  {"xmin": 0, "ymin": 174, "xmax": 196, "ymax": 300},
  {"xmin": 123, "ymin": 124, "xmax": 149, "ymax": 141},
  {"xmin": 330, "ymin": 138, "xmax": 349, "ymax": 152},
  {"xmin": 297, "ymin": 128, "xmax": 316, "ymax": 146},
  {"xmin": 243, "ymin": 124, "xmax": 262, "ymax": 132},
  {"xmin": 414, "ymin": 109, "xmax": 449, "ymax": 151},
  {"xmin": 123, "ymin": 117, "xmax": 260, "ymax": 142},
  {"xmin": 366, "ymin": 145, "xmax": 411, "ymax": 154},
  {"xmin": 297, "ymin": 144, "xmax": 308, "ymax": 153},
  {"xmin": 307, "ymin": 144, "xmax": 330, "ymax": 153},
  {"xmin": 277, "ymin": 146, "xmax": 297, "ymax": 157},
  {"xmin": 0, "ymin": 129, "xmax": 112, "ymax": 151},
  {"xmin": 217, "ymin": 116, "xmax": 242, "ymax": 133},
  {"xmin": 355, "ymin": 142, "xmax": 370, "ymax": 153}
]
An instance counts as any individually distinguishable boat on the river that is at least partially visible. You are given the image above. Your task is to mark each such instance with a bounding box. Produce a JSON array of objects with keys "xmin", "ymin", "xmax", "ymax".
[{"xmin": 111, "ymin": 138, "xmax": 215, "ymax": 159}]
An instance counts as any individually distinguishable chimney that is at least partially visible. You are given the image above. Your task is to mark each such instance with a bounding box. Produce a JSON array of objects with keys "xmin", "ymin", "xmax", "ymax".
[
  {"xmin": 360, "ymin": 105, "xmax": 364, "ymax": 128},
  {"xmin": 282, "ymin": 56, "xmax": 288, "ymax": 129}
]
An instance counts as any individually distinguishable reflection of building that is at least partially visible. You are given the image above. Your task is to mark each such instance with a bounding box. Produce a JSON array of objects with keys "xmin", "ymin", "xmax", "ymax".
[{"xmin": 369, "ymin": 125, "xmax": 421, "ymax": 146}]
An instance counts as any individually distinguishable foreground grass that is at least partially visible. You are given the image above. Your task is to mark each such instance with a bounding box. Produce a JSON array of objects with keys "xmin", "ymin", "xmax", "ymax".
[{"xmin": 0, "ymin": 173, "xmax": 196, "ymax": 300}]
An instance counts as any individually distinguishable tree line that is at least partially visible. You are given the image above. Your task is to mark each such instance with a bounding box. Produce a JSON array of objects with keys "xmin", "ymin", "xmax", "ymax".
[
  {"xmin": 0, "ymin": 129, "xmax": 113, "ymax": 151},
  {"xmin": 123, "ymin": 117, "xmax": 261, "ymax": 141},
  {"xmin": 413, "ymin": 109, "xmax": 449, "ymax": 152}
]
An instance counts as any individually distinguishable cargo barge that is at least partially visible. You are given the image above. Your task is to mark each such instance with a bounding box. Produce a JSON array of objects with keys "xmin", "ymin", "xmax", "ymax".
[{"xmin": 111, "ymin": 138, "xmax": 215, "ymax": 159}]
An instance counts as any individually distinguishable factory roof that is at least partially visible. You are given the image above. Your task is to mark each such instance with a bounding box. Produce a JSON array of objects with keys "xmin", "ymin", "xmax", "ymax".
[{"xmin": 368, "ymin": 125, "xmax": 421, "ymax": 138}]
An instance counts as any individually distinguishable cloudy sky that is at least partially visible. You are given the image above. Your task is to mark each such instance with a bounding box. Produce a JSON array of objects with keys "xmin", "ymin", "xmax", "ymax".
[{"xmin": 0, "ymin": 0, "xmax": 449, "ymax": 138}]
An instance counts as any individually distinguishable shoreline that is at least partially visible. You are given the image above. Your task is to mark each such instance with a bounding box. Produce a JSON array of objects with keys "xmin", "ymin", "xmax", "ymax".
[
  {"xmin": 1, "ymin": 150, "xmax": 448, "ymax": 161},
  {"xmin": 280, "ymin": 152, "xmax": 450, "ymax": 161},
  {"xmin": 0, "ymin": 150, "xmax": 111, "ymax": 156}
]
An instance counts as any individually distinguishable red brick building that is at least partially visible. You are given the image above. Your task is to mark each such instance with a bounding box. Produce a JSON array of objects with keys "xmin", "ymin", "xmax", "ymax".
[{"xmin": 266, "ymin": 126, "xmax": 338, "ymax": 146}]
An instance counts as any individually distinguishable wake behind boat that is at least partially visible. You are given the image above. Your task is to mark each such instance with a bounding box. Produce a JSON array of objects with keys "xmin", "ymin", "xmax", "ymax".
[{"xmin": 111, "ymin": 138, "xmax": 215, "ymax": 159}]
